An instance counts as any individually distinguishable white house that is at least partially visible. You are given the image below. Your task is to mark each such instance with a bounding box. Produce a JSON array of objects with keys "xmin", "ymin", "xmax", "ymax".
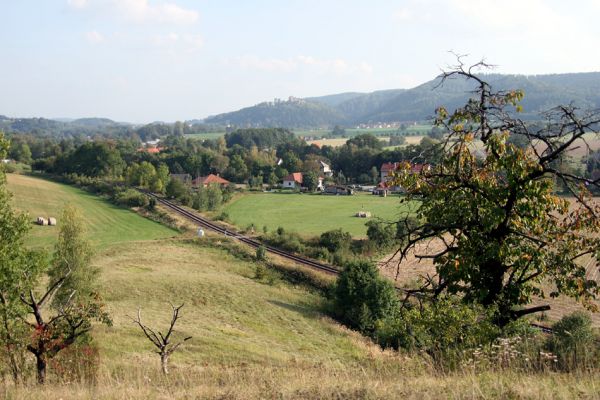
[
  {"xmin": 282, "ymin": 172, "xmax": 303, "ymax": 189},
  {"xmin": 282, "ymin": 172, "xmax": 324, "ymax": 190},
  {"xmin": 319, "ymin": 161, "xmax": 333, "ymax": 177}
]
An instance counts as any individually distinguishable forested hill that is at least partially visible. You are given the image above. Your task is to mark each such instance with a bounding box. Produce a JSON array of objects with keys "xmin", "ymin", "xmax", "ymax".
[
  {"xmin": 0, "ymin": 115, "xmax": 130, "ymax": 137},
  {"xmin": 204, "ymin": 72, "xmax": 600, "ymax": 128}
]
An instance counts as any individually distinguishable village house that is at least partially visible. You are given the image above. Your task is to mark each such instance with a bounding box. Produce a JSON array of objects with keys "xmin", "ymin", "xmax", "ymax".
[
  {"xmin": 380, "ymin": 162, "xmax": 431, "ymax": 182},
  {"xmin": 282, "ymin": 172, "xmax": 324, "ymax": 190},
  {"xmin": 282, "ymin": 172, "xmax": 303, "ymax": 189},
  {"xmin": 319, "ymin": 161, "xmax": 333, "ymax": 177},
  {"xmin": 192, "ymin": 174, "xmax": 230, "ymax": 188},
  {"xmin": 379, "ymin": 162, "xmax": 431, "ymax": 193}
]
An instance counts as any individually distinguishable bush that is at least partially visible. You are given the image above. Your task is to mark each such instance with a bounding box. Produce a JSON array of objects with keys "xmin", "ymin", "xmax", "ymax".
[
  {"xmin": 546, "ymin": 311, "xmax": 598, "ymax": 370},
  {"xmin": 256, "ymin": 245, "xmax": 267, "ymax": 261},
  {"xmin": 333, "ymin": 260, "xmax": 399, "ymax": 333},
  {"xmin": 114, "ymin": 189, "xmax": 149, "ymax": 207},
  {"xmin": 320, "ymin": 229, "xmax": 352, "ymax": 253},
  {"xmin": 366, "ymin": 220, "xmax": 396, "ymax": 249}
]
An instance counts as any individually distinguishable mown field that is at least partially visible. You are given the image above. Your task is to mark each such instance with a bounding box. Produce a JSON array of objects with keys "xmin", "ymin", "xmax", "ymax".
[
  {"xmin": 183, "ymin": 131, "xmax": 226, "ymax": 141},
  {"xmin": 223, "ymin": 192, "xmax": 413, "ymax": 237},
  {"xmin": 6, "ymin": 174, "xmax": 177, "ymax": 248}
]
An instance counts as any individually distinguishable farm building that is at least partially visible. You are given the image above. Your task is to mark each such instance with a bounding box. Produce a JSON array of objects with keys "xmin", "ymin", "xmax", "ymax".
[
  {"xmin": 323, "ymin": 185, "xmax": 353, "ymax": 195},
  {"xmin": 192, "ymin": 174, "xmax": 230, "ymax": 188}
]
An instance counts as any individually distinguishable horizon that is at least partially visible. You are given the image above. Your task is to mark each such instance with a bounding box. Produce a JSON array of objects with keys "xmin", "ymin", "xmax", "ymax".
[{"xmin": 2, "ymin": 1, "xmax": 600, "ymax": 123}]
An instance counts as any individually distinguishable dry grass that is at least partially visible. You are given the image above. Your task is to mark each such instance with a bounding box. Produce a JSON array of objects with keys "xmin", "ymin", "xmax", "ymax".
[{"xmin": 3, "ymin": 363, "xmax": 599, "ymax": 399}]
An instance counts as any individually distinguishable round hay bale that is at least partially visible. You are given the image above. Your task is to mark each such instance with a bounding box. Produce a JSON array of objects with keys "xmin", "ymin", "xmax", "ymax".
[{"xmin": 48, "ymin": 217, "xmax": 57, "ymax": 226}]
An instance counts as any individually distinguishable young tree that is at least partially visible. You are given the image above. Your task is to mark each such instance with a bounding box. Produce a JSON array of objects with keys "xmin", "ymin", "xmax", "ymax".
[
  {"xmin": 132, "ymin": 304, "xmax": 192, "ymax": 375},
  {"xmin": 391, "ymin": 59, "xmax": 600, "ymax": 326},
  {"xmin": 303, "ymin": 171, "xmax": 320, "ymax": 191},
  {"xmin": 0, "ymin": 133, "xmax": 110, "ymax": 384},
  {"xmin": 21, "ymin": 275, "xmax": 111, "ymax": 384},
  {"xmin": 0, "ymin": 133, "xmax": 44, "ymax": 382},
  {"xmin": 48, "ymin": 205, "xmax": 97, "ymax": 308}
]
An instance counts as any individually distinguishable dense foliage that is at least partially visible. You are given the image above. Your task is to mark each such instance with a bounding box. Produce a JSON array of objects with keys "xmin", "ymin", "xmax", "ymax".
[{"xmin": 393, "ymin": 63, "xmax": 600, "ymax": 325}]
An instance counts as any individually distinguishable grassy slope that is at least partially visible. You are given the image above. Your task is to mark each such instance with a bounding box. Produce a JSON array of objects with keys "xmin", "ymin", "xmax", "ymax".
[
  {"xmin": 223, "ymin": 192, "xmax": 412, "ymax": 237},
  {"xmin": 1, "ymin": 175, "xmax": 598, "ymax": 398},
  {"xmin": 6, "ymin": 174, "xmax": 176, "ymax": 248}
]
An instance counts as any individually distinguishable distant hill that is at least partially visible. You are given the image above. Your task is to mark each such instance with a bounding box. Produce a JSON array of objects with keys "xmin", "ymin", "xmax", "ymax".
[
  {"xmin": 205, "ymin": 99, "xmax": 347, "ymax": 128},
  {"xmin": 205, "ymin": 72, "xmax": 600, "ymax": 128},
  {"xmin": 0, "ymin": 116, "xmax": 130, "ymax": 137}
]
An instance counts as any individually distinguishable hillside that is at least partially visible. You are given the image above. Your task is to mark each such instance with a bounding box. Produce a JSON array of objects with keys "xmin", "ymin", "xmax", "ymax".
[
  {"xmin": 6, "ymin": 174, "xmax": 176, "ymax": 248},
  {"xmin": 205, "ymin": 72, "xmax": 600, "ymax": 128},
  {"xmin": 3, "ymin": 174, "xmax": 600, "ymax": 398},
  {"xmin": 205, "ymin": 99, "xmax": 346, "ymax": 128}
]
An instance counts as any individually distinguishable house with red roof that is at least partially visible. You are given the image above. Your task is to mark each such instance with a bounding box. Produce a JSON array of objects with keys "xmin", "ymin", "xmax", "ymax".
[
  {"xmin": 282, "ymin": 172, "xmax": 303, "ymax": 189},
  {"xmin": 281, "ymin": 172, "xmax": 324, "ymax": 190},
  {"xmin": 192, "ymin": 174, "xmax": 230, "ymax": 188}
]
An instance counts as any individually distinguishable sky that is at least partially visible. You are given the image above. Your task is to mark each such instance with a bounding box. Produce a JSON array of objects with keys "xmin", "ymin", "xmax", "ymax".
[{"xmin": 1, "ymin": 0, "xmax": 600, "ymax": 123}]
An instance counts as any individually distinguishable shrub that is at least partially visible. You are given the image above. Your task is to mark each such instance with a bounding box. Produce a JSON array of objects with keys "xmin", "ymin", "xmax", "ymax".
[
  {"xmin": 333, "ymin": 260, "xmax": 399, "ymax": 333},
  {"xmin": 256, "ymin": 245, "xmax": 267, "ymax": 261},
  {"xmin": 320, "ymin": 229, "xmax": 352, "ymax": 253},
  {"xmin": 375, "ymin": 297, "xmax": 500, "ymax": 367},
  {"xmin": 546, "ymin": 311, "xmax": 598, "ymax": 370},
  {"xmin": 366, "ymin": 220, "xmax": 396, "ymax": 249},
  {"xmin": 114, "ymin": 189, "xmax": 149, "ymax": 207},
  {"xmin": 215, "ymin": 212, "xmax": 229, "ymax": 222}
]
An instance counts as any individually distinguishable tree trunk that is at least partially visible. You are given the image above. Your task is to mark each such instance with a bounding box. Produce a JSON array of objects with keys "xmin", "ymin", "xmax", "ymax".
[
  {"xmin": 35, "ymin": 354, "xmax": 46, "ymax": 384},
  {"xmin": 160, "ymin": 353, "xmax": 169, "ymax": 375}
]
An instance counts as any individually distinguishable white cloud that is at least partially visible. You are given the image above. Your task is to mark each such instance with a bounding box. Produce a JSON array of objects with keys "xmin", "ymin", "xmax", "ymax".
[
  {"xmin": 69, "ymin": 0, "xmax": 199, "ymax": 25},
  {"xmin": 115, "ymin": 0, "xmax": 198, "ymax": 24},
  {"xmin": 153, "ymin": 32, "xmax": 203, "ymax": 51},
  {"xmin": 67, "ymin": 0, "xmax": 88, "ymax": 9},
  {"xmin": 393, "ymin": 8, "xmax": 412, "ymax": 21},
  {"xmin": 85, "ymin": 30, "xmax": 105, "ymax": 43},
  {"xmin": 230, "ymin": 55, "xmax": 373, "ymax": 76}
]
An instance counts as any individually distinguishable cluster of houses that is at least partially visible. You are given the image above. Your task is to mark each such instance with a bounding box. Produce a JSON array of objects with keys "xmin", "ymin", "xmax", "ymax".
[{"xmin": 170, "ymin": 160, "xmax": 429, "ymax": 195}]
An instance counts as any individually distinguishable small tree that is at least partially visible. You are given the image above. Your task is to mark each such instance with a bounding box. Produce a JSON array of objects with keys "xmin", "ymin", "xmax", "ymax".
[
  {"xmin": 21, "ymin": 277, "xmax": 111, "ymax": 384},
  {"xmin": 333, "ymin": 261, "xmax": 399, "ymax": 333},
  {"xmin": 303, "ymin": 171, "xmax": 320, "ymax": 192},
  {"xmin": 132, "ymin": 304, "xmax": 192, "ymax": 375},
  {"xmin": 48, "ymin": 205, "xmax": 97, "ymax": 308},
  {"xmin": 165, "ymin": 178, "xmax": 187, "ymax": 199},
  {"xmin": 366, "ymin": 220, "xmax": 396, "ymax": 250},
  {"xmin": 319, "ymin": 229, "xmax": 352, "ymax": 253}
]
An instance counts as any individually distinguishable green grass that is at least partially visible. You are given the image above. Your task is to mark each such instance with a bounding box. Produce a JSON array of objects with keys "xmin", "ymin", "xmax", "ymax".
[
  {"xmin": 95, "ymin": 240, "xmax": 367, "ymax": 366},
  {"xmin": 223, "ymin": 192, "xmax": 413, "ymax": 237},
  {"xmin": 6, "ymin": 174, "xmax": 177, "ymax": 248},
  {"xmin": 183, "ymin": 131, "xmax": 226, "ymax": 140}
]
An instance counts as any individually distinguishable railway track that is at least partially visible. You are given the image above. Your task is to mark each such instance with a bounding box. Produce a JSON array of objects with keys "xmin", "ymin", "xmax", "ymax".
[
  {"xmin": 146, "ymin": 192, "xmax": 340, "ymax": 275},
  {"xmin": 146, "ymin": 191, "xmax": 556, "ymax": 334}
]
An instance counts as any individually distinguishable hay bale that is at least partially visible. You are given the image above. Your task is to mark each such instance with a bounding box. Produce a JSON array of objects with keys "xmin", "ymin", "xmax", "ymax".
[
  {"xmin": 48, "ymin": 217, "xmax": 57, "ymax": 226},
  {"xmin": 36, "ymin": 217, "xmax": 47, "ymax": 226}
]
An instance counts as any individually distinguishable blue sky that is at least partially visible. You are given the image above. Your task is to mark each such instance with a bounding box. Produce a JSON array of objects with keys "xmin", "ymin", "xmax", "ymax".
[{"xmin": 1, "ymin": 0, "xmax": 599, "ymax": 122}]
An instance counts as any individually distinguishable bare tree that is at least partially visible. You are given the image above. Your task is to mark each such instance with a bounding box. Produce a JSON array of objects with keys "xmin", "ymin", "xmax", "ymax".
[{"xmin": 132, "ymin": 303, "xmax": 192, "ymax": 375}]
